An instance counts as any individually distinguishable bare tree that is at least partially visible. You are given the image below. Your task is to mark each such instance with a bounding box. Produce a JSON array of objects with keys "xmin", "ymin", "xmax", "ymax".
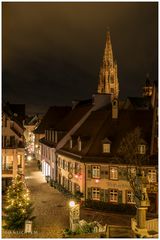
[{"xmin": 117, "ymin": 127, "xmax": 148, "ymax": 201}]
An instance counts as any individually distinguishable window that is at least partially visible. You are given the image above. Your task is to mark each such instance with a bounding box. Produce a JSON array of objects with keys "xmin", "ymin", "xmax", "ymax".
[
  {"xmin": 17, "ymin": 155, "xmax": 22, "ymax": 168},
  {"xmin": 70, "ymin": 139, "xmax": 72, "ymax": 148},
  {"xmin": 110, "ymin": 88, "xmax": 114, "ymax": 93},
  {"xmin": 6, "ymin": 156, "xmax": 13, "ymax": 169},
  {"xmin": 92, "ymin": 166, "xmax": 100, "ymax": 178},
  {"xmin": 103, "ymin": 143, "xmax": 110, "ymax": 153},
  {"xmin": 92, "ymin": 188, "xmax": 100, "ymax": 200},
  {"xmin": 138, "ymin": 145, "xmax": 146, "ymax": 154},
  {"xmin": 128, "ymin": 167, "xmax": 136, "ymax": 177},
  {"xmin": 75, "ymin": 162, "xmax": 81, "ymax": 174},
  {"xmin": 10, "ymin": 136, "xmax": 15, "ymax": 147},
  {"xmin": 78, "ymin": 137, "xmax": 81, "ymax": 151},
  {"xmin": 110, "ymin": 75, "xmax": 114, "ymax": 83},
  {"xmin": 110, "ymin": 167, "xmax": 118, "ymax": 180},
  {"xmin": 110, "ymin": 189, "xmax": 118, "ymax": 202},
  {"xmin": 127, "ymin": 191, "xmax": 135, "ymax": 204},
  {"xmin": 74, "ymin": 183, "xmax": 80, "ymax": 193},
  {"xmin": 148, "ymin": 170, "xmax": 157, "ymax": 183}
]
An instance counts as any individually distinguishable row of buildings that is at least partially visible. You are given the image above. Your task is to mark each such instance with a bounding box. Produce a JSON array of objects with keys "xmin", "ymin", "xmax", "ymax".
[
  {"xmin": 2, "ymin": 103, "xmax": 40, "ymax": 191},
  {"xmin": 2, "ymin": 31, "xmax": 158, "ymax": 213},
  {"xmin": 33, "ymin": 32, "xmax": 158, "ymax": 213}
]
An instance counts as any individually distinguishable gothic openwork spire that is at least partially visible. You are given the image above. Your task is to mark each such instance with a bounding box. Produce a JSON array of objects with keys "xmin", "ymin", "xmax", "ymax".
[{"xmin": 97, "ymin": 31, "xmax": 119, "ymax": 99}]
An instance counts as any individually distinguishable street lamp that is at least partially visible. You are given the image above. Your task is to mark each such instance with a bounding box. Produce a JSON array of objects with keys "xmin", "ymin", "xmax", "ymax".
[
  {"xmin": 27, "ymin": 155, "xmax": 32, "ymax": 161},
  {"xmin": 69, "ymin": 200, "xmax": 80, "ymax": 232},
  {"xmin": 69, "ymin": 200, "xmax": 75, "ymax": 208}
]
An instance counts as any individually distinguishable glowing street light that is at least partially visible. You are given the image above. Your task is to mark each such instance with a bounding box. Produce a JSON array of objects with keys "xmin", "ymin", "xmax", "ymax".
[
  {"xmin": 69, "ymin": 200, "xmax": 80, "ymax": 232},
  {"xmin": 69, "ymin": 200, "xmax": 75, "ymax": 208},
  {"xmin": 27, "ymin": 155, "xmax": 32, "ymax": 161}
]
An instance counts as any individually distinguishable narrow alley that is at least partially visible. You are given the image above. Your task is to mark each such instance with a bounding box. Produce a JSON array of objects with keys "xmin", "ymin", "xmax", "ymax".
[{"xmin": 25, "ymin": 158, "xmax": 70, "ymax": 237}]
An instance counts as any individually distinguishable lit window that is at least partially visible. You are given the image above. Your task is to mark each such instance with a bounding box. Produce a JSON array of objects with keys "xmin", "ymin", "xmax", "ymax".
[
  {"xmin": 110, "ymin": 189, "xmax": 118, "ymax": 202},
  {"xmin": 5, "ymin": 156, "xmax": 13, "ymax": 169},
  {"xmin": 138, "ymin": 145, "xmax": 146, "ymax": 154},
  {"xmin": 127, "ymin": 191, "xmax": 135, "ymax": 204},
  {"xmin": 110, "ymin": 75, "xmax": 114, "ymax": 83},
  {"xmin": 17, "ymin": 155, "xmax": 22, "ymax": 167},
  {"xmin": 92, "ymin": 188, "xmax": 100, "ymax": 200},
  {"xmin": 103, "ymin": 143, "xmax": 110, "ymax": 153},
  {"xmin": 110, "ymin": 167, "xmax": 118, "ymax": 180},
  {"xmin": 148, "ymin": 170, "xmax": 157, "ymax": 183},
  {"xmin": 92, "ymin": 166, "xmax": 100, "ymax": 178}
]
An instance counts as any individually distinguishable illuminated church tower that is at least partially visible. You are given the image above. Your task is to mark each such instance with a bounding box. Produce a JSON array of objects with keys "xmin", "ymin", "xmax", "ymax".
[{"xmin": 97, "ymin": 31, "xmax": 119, "ymax": 99}]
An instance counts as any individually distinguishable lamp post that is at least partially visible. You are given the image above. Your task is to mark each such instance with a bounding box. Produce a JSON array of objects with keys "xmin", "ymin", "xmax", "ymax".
[{"xmin": 69, "ymin": 200, "xmax": 80, "ymax": 232}]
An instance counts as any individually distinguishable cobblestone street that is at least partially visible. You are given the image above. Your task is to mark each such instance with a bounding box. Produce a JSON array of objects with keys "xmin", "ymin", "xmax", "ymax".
[{"xmin": 25, "ymin": 158, "xmax": 70, "ymax": 237}]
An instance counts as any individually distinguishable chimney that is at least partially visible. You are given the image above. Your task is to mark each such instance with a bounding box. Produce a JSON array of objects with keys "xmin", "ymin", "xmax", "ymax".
[{"xmin": 112, "ymin": 98, "xmax": 118, "ymax": 119}]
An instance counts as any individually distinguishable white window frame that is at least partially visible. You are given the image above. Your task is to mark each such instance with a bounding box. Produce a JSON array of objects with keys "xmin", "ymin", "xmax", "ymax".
[
  {"xmin": 110, "ymin": 189, "xmax": 118, "ymax": 203},
  {"xmin": 148, "ymin": 169, "xmax": 157, "ymax": 183},
  {"xmin": 92, "ymin": 188, "xmax": 100, "ymax": 200},
  {"xmin": 127, "ymin": 191, "xmax": 135, "ymax": 204},
  {"xmin": 110, "ymin": 167, "xmax": 118, "ymax": 180},
  {"xmin": 103, "ymin": 143, "xmax": 110, "ymax": 153},
  {"xmin": 138, "ymin": 144, "xmax": 146, "ymax": 154},
  {"xmin": 92, "ymin": 165, "xmax": 100, "ymax": 179}
]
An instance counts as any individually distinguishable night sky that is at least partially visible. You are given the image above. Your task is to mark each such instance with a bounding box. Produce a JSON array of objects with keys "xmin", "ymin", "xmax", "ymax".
[{"xmin": 2, "ymin": 2, "xmax": 158, "ymax": 114}]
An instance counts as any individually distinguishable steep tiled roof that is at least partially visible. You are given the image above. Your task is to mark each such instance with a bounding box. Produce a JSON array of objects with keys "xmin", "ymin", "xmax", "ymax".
[
  {"xmin": 124, "ymin": 97, "xmax": 151, "ymax": 109},
  {"xmin": 33, "ymin": 106, "xmax": 71, "ymax": 134},
  {"xmin": 54, "ymin": 99, "xmax": 93, "ymax": 131},
  {"xmin": 59, "ymin": 106, "xmax": 154, "ymax": 165},
  {"xmin": 3, "ymin": 106, "xmax": 25, "ymax": 130}
]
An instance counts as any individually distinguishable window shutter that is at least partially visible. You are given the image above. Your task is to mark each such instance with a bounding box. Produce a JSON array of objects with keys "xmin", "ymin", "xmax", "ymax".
[
  {"xmin": 87, "ymin": 165, "xmax": 91, "ymax": 178},
  {"xmin": 105, "ymin": 189, "xmax": 109, "ymax": 202},
  {"xmin": 65, "ymin": 162, "xmax": 68, "ymax": 171},
  {"xmin": 101, "ymin": 166, "xmax": 109, "ymax": 179},
  {"xmin": 87, "ymin": 188, "xmax": 92, "ymax": 200},
  {"xmin": 118, "ymin": 190, "xmax": 122, "ymax": 203},
  {"xmin": 100, "ymin": 189, "xmax": 105, "ymax": 202}
]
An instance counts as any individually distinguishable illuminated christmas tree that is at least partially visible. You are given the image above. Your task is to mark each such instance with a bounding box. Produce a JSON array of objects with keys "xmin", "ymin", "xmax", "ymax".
[{"xmin": 3, "ymin": 175, "xmax": 34, "ymax": 230}]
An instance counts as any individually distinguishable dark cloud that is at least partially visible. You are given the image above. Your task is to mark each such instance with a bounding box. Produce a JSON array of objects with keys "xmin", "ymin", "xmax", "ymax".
[{"xmin": 2, "ymin": 2, "xmax": 158, "ymax": 114}]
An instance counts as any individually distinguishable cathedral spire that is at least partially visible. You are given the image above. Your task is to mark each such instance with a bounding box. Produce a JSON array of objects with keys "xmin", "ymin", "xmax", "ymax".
[
  {"xmin": 97, "ymin": 31, "xmax": 119, "ymax": 99},
  {"xmin": 104, "ymin": 31, "xmax": 113, "ymax": 67}
]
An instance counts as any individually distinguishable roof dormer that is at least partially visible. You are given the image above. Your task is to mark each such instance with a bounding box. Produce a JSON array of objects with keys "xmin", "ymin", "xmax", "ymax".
[
  {"xmin": 77, "ymin": 137, "xmax": 82, "ymax": 151},
  {"xmin": 102, "ymin": 137, "xmax": 111, "ymax": 153}
]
